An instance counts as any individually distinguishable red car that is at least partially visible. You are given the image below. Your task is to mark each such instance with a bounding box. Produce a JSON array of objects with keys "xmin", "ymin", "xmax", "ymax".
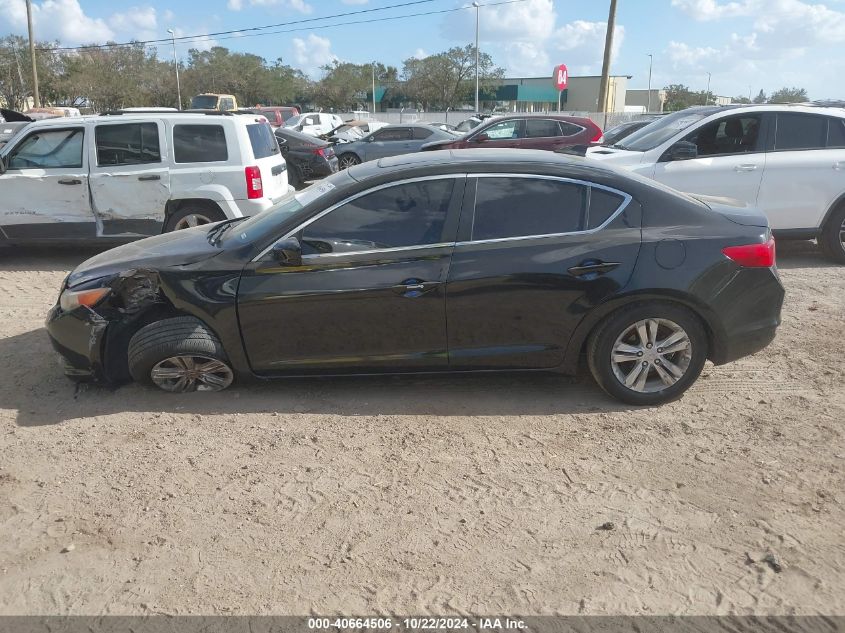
[
  {"xmin": 420, "ymin": 114, "xmax": 603, "ymax": 152},
  {"xmin": 249, "ymin": 106, "xmax": 300, "ymax": 128}
]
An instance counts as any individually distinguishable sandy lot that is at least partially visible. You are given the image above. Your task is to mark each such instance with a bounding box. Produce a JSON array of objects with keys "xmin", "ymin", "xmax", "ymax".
[{"xmin": 0, "ymin": 241, "xmax": 842, "ymax": 616}]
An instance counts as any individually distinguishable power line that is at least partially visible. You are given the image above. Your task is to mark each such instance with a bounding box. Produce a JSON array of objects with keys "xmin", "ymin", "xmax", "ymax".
[
  {"xmin": 36, "ymin": 0, "xmax": 528, "ymax": 53},
  {"xmin": 38, "ymin": 0, "xmax": 440, "ymax": 52}
]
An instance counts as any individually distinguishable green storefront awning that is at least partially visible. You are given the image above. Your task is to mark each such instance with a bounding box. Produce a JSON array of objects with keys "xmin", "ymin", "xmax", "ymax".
[{"xmin": 480, "ymin": 84, "xmax": 567, "ymax": 103}]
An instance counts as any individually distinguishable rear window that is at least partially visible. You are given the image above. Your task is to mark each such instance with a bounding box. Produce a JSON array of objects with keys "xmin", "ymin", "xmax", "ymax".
[
  {"xmin": 775, "ymin": 113, "xmax": 827, "ymax": 151},
  {"xmin": 173, "ymin": 124, "xmax": 228, "ymax": 163},
  {"xmin": 247, "ymin": 122, "xmax": 280, "ymax": 159}
]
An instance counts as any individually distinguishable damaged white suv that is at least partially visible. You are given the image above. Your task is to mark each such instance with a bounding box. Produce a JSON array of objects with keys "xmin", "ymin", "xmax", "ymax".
[{"xmin": 0, "ymin": 110, "xmax": 289, "ymax": 245}]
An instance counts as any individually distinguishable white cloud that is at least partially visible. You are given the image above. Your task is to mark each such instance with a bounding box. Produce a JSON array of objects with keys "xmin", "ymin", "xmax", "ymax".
[
  {"xmin": 670, "ymin": 0, "xmax": 754, "ymax": 20},
  {"xmin": 412, "ymin": 48, "xmax": 428, "ymax": 59},
  {"xmin": 227, "ymin": 0, "xmax": 312, "ymax": 13},
  {"xmin": 341, "ymin": 0, "xmax": 369, "ymax": 4},
  {"xmin": 109, "ymin": 6, "xmax": 158, "ymax": 42},
  {"xmin": 292, "ymin": 34, "xmax": 339, "ymax": 77},
  {"xmin": 1, "ymin": 0, "xmax": 115, "ymax": 43}
]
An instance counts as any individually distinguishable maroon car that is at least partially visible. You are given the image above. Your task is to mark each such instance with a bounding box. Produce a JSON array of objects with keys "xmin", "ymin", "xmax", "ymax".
[{"xmin": 420, "ymin": 114, "xmax": 603, "ymax": 152}]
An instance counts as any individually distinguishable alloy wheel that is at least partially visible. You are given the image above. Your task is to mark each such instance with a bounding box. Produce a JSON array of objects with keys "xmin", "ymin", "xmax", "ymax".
[
  {"xmin": 173, "ymin": 213, "xmax": 213, "ymax": 230},
  {"xmin": 840, "ymin": 217, "xmax": 845, "ymax": 253},
  {"xmin": 610, "ymin": 318, "xmax": 693, "ymax": 393},
  {"xmin": 150, "ymin": 355, "xmax": 234, "ymax": 393},
  {"xmin": 338, "ymin": 155, "xmax": 360, "ymax": 169}
]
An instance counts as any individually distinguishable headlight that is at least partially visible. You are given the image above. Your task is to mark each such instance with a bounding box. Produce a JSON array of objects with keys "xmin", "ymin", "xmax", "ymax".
[{"xmin": 59, "ymin": 287, "xmax": 111, "ymax": 312}]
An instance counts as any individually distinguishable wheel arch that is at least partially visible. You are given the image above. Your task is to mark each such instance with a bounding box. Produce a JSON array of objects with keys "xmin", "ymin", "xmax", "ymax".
[
  {"xmin": 559, "ymin": 290, "xmax": 724, "ymax": 375},
  {"xmin": 163, "ymin": 198, "xmax": 226, "ymax": 229},
  {"xmin": 819, "ymin": 191, "xmax": 845, "ymax": 235}
]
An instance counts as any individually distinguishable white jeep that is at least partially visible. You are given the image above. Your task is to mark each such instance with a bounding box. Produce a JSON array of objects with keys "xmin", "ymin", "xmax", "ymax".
[{"xmin": 0, "ymin": 110, "xmax": 289, "ymax": 244}]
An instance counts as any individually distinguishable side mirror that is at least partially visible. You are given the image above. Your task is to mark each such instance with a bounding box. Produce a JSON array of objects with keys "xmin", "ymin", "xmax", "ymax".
[
  {"xmin": 473, "ymin": 132, "xmax": 490, "ymax": 143},
  {"xmin": 271, "ymin": 237, "xmax": 302, "ymax": 266},
  {"xmin": 664, "ymin": 140, "xmax": 698, "ymax": 162}
]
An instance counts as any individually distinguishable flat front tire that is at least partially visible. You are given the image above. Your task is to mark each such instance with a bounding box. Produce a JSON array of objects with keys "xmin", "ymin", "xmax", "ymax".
[
  {"xmin": 128, "ymin": 317, "xmax": 234, "ymax": 393},
  {"xmin": 587, "ymin": 302, "xmax": 708, "ymax": 406}
]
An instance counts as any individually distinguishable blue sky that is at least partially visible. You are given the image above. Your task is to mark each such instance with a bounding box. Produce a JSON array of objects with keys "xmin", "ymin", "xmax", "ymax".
[{"xmin": 1, "ymin": 0, "xmax": 843, "ymax": 99}]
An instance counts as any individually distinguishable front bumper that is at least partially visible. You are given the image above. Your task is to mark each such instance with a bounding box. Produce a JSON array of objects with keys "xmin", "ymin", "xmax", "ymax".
[{"xmin": 45, "ymin": 303, "xmax": 109, "ymax": 381}]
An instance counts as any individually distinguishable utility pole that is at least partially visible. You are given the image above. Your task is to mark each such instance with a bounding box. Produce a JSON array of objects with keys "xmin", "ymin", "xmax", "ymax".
[
  {"xmin": 597, "ymin": 0, "xmax": 618, "ymax": 115},
  {"xmin": 167, "ymin": 29, "xmax": 181, "ymax": 110},
  {"xmin": 25, "ymin": 0, "xmax": 40, "ymax": 108},
  {"xmin": 704, "ymin": 72, "xmax": 711, "ymax": 105},
  {"xmin": 372, "ymin": 62, "xmax": 376, "ymax": 115},
  {"xmin": 473, "ymin": 1, "xmax": 480, "ymax": 113},
  {"xmin": 646, "ymin": 53, "xmax": 653, "ymax": 113}
]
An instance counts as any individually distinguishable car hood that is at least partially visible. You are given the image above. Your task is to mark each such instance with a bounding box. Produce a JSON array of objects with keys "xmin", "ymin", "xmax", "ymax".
[
  {"xmin": 584, "ymin": 146, "xmax": 645, "ymax": 165},
  {"xmin": 67, "ymin": 226, "xmax": 224, "ymax": 288}
]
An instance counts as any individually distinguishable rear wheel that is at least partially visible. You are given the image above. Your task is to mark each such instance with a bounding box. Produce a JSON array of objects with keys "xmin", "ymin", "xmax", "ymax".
[
  {"xmin": 165, "ymin": 203, "xmax": 225, "ymax": 232},
  {"xmin": 128, "ymin": 317, "xmax": 234, "ymax": 393},
  {"xmin": 819, "ymin": 204, "xmax": 845, "ymax": 264},
  {"xmin": 337, "ymin": 153, "xmax": 361, "ymax": 170},
  {"xmin": 587, "ymin": 302, "xmax": 708, "ymax": 406}
]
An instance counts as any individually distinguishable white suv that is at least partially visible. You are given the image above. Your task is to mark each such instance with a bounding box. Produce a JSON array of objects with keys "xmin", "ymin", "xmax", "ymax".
[
  {"xmin": 0, "ymin": 110, "xmax": 289, "ymax": 244},
  {"xmin": 586, "ymin": 104, "xmax": 845, "ymax": 262}
]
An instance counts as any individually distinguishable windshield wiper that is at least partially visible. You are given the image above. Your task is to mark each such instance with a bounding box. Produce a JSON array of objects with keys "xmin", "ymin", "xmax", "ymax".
[{"xmin": 206, "ymin": 217, "xmax": 247, "ymax": 245}]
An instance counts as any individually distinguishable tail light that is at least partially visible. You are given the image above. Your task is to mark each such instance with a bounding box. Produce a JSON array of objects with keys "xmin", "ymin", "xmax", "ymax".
[
  {"xmin": 314, "ymin": 147, "xmax": 327, "ymax": 158},
  {"xmin": 590, "ymin": 127, "xmax": 604, "ymax": 144},
  {"xmin": 245, "ymin": 165, "xmax": 263, "ymax": 199},
  {"xmin": 722, "ymin": 237, "xmax": 776, "ymax": 267}
]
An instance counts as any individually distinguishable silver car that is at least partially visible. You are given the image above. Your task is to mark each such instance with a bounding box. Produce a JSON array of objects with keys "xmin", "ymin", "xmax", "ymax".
[{"xmin": 334, "ymin": 124, "xmax": 457, "ymax": 169}]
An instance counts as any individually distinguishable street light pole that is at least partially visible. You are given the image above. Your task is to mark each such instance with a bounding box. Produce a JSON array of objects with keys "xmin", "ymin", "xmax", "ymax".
[
  {"xmin": 646, "ymin": 54, "xmax": 653, "ymax": 113},
  {"xmin": 25, "ymin": 0, "xmax": 40, "ymax": 108},
  {"xmin": 597, "ymin": 0, "xmax": 618, "ymax": 116},
  {"xmin": 473, "ymin": 1, "xmax": 480, "ymax": 113},
  {"xmin": 372, "ymin": 62, "xmax": 377, "ymax": 115},
  {"xmin": 704, "ymin": 71, "xmax": 712, "ymax": 105},
  {"xmin": 167, "ymin": 29, "xmax": 182, "ymax": 110}
]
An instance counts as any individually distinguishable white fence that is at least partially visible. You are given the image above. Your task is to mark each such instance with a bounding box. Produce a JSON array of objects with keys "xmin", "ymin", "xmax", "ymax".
[{"xmin": 338, "ymin": 110, "xmax": 649, "ymax": 130}]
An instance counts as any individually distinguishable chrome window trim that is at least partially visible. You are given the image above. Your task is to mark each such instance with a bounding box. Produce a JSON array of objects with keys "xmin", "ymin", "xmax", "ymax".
[
  {"xmin": 252, "ymin": 173, "xmax": 466, "ymax": 261},
  {"xmin": 457, "ymin": 173, "xmax": 632, "ymax": 246}
]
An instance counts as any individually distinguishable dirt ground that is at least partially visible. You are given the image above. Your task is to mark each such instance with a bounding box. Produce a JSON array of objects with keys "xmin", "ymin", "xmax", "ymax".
[{"xmin": 0, "ymin": 241, "xmax": 842, "ymax": 616}]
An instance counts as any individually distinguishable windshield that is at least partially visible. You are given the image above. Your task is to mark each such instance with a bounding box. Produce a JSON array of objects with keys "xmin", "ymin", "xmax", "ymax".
[
  {"xmin": 614, "ymin": 109, "xmax": 715, "ymax": 151},
  {"xmin": 286, "ymin": 114, "xmax": 303, "ymax": 127},
  {"xmin": 190, "ymin": 95, "xmax": 218, "ymax": 109}
]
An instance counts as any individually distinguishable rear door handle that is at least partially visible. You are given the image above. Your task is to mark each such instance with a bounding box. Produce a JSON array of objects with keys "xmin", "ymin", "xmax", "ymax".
[
  {"xmin": 58, "ymin": 178, "xmax": 82, "ymax": 185},
  {"xmin": 734, "ymin": 164, "xmax": 758, "ymax": 172},
  {"xmin": 567, "ymin": 261, "xmax": 621, "ymax": 277},
  {"xmin": 138, "ymin": 174, "xmax": 161, "ymax": 181}
]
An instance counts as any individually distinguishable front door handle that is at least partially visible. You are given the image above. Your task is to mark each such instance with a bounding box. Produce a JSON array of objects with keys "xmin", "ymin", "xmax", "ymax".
[
  {"xmin": 568, "ymin": 261, "xmax": 621, "ymax": 277},
  {"xmin": 58, "ymin": 178, "xmax": 82, "ymax": 185},
  {"xmin": 138, "ymin": 174, "xmax": 161, "ymax": 181},
  {"xmin": 734, "ymin": 164, "xmax": 758, "ymax": 172},
  {"xmin": 392, "ymin": 279, "xmax": 441, "ymax": 297}
]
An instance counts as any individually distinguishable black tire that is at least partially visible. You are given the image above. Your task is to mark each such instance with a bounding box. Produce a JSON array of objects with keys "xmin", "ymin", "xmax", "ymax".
[
  {"xmin": 587, "ymin": 302, "xmax": 708, "ymax": 406},
  {"xmin": 337, "ymin": 153, "xmax": 361, "ymax": 170},
  {"xmin": 127, "ymin": 316, "xmax": 234, "ymax": 393},
  {"xmin": 819, "ymin": 204, "xmax": 845, "ymax": 264},
  {"xmin": 164, "ymin": 203, "xmax": 226, "ymax": 232}
]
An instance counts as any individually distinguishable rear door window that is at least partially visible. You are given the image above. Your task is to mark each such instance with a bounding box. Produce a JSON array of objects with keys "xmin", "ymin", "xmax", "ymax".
[
  {"xmin": 413, "ymin": 127, "xmax": 434, "ymax": 140},
  {"xmin": 173, "ymin": 124, "xmax": 228, "ymax": 163},
  {"xmin": 472, "ymin": 177, "xmax": 586, "ymax": 240},
  {"xmin": 559, "ymin": 122, "xmax": 585, "ymax": 136},
  {"xmin": 95, "ymin": 122, "xmax": 161, "ymax": 166},
  {"xmin": 247, "ymin": 122, "xmax": 280, "ymax": 159},
  {"xmin": 374, "ymin": 128, "xmax": 412, "ymax": 141},
  {"xmin": 774, "ymin": 113, "xmax": 827, "ymax": 151},
  {"xmin": 524, "ymin": 119, "xmax": 561, "ymax": 138}
]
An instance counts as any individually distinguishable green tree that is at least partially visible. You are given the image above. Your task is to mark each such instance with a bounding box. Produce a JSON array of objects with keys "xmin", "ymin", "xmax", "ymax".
[
  {"xmin": 768, "ymin": 86, "xmax": 808, "ymax": 103},
  {"xmin": 663, "ymin": 84, "xmax": 697, "ymax": 111},
  {"xmin": 0, "ymin": 35, "xmax": 64, "ymax": 110},
  {"xmin": 732, "ymin": 96, "xmax": 751, "ymax": 104},
  {"xmin": 752, "ymin": 89, "xmax": 767, "ymax": 104},
  {"xmin": 402, "ymin": 45, "xmax": 504, "ymax": 110}
]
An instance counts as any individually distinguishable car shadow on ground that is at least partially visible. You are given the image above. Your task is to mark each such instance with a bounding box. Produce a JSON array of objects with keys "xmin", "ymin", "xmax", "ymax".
[
  {"xmin": 3, "ymin": 327, "xmax": 632, "ymax": 427},
  {"xmin": 774, "ymin": 239, "xmax": 840, "ymax": 269}
]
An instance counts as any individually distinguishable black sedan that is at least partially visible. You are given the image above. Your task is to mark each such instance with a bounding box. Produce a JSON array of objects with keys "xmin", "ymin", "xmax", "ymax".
[
  {"xmin": 274, "ymin": 127, "xmax": 338, "ymax": 189},
  {"xmin": 46, "ymin": 150, "xmax": 784, "ymax": 405}
]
